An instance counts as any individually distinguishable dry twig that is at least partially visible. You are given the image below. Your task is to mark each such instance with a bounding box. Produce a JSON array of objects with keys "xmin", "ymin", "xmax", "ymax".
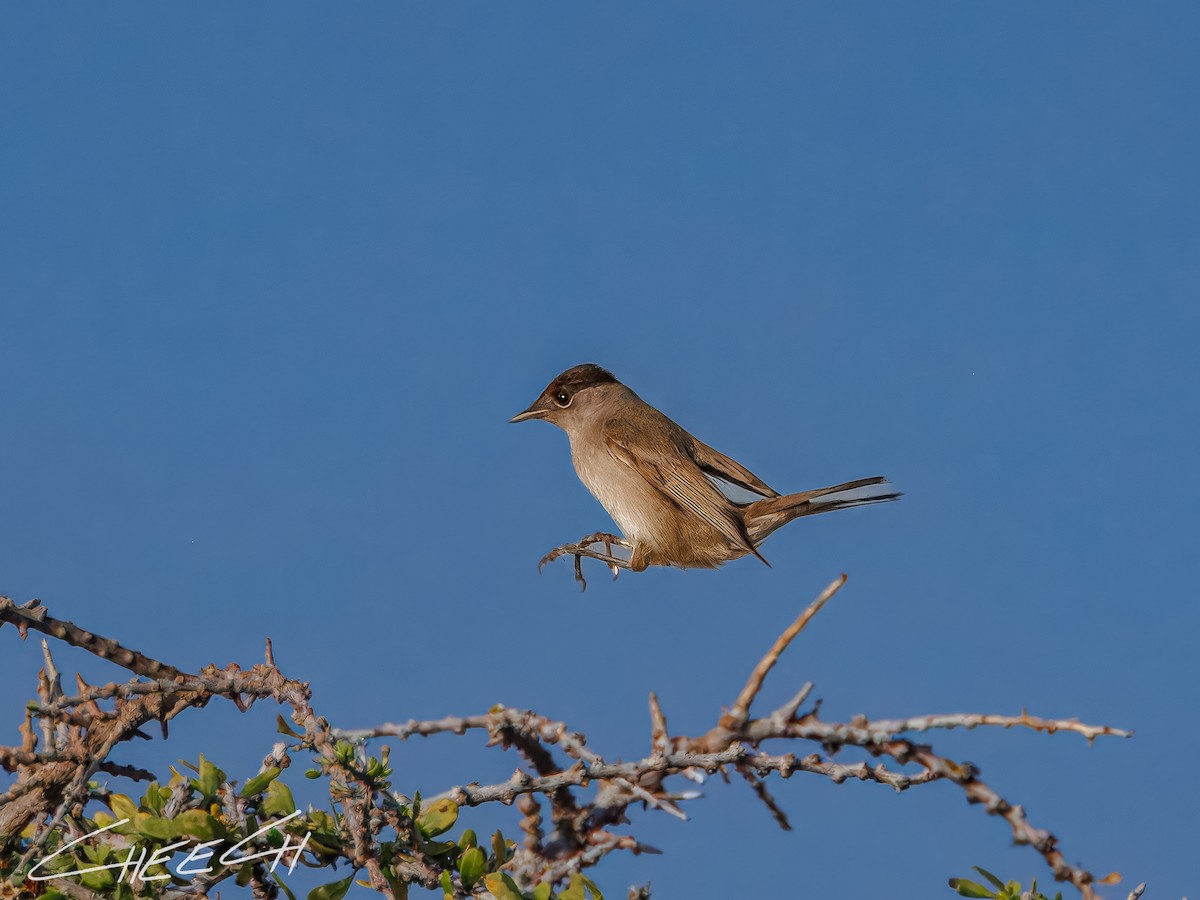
[{"xmin": 0, "ymin": 583, "xmax": 1132, "ymax": 899}]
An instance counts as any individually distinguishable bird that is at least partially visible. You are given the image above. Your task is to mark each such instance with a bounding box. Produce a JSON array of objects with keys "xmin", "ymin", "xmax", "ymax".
[{"xmin": 510, "ymin": 363, "xmax": 899, "ymax": 586}]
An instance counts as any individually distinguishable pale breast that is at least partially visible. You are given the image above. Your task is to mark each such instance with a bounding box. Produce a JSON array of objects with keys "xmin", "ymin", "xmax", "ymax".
[{"xmin": 568, "ymin": 432, "xmax": 670, "ymax": 543}]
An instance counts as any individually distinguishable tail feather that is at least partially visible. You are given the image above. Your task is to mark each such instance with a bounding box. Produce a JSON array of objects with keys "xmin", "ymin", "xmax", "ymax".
[{"xmin": 743, "ymin": 477, "xmax": 901, "ymax": 544}]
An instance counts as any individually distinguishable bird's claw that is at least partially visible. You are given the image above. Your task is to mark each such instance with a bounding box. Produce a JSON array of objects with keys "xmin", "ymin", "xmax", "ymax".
[{"xmin": 537, "ymin": 533, "xmax": 633, "ymax": 591}]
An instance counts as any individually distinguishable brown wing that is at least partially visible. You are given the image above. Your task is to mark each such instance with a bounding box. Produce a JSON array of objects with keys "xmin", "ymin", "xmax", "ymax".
[
  {"xmin": 689, "ymin": 437, "xmax": 779, "ymax": 499},
  {"xmin": 601, "ymin": 417, "xmax": 761, "ymax": 558}
]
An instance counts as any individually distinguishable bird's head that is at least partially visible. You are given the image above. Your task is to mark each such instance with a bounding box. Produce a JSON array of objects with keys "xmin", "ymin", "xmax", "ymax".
[{"xmin": 510, "ymin": 363, "xmax": 621, "ymax": 430}]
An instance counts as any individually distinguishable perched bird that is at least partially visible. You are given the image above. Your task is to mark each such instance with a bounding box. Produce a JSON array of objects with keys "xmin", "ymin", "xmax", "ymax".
[{"xmin": 511, "ymin": 364, "xmax": 899, "ymax": 584}]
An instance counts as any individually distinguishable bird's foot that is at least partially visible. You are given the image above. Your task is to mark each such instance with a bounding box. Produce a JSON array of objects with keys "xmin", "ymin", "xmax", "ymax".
[{"xmin": 538, "ymin": 533, "xmax": 633, "ymax": 591}]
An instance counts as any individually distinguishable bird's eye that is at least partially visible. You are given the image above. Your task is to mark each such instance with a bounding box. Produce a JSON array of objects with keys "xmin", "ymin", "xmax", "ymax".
[{"xmin": 554, "ymin": 390, "xmax": 571, "ymax": 408}]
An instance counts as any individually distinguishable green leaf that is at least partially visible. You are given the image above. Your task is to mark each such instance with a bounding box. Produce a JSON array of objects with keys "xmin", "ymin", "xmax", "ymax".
[
  {"xmin": 81, "ymin": 843, "xmax": 116, "ymax": 866},
  {"xmin": 261, "ymin": 779, "xmax": 297, "ymax": 817},
  {"xmin": 948, "ymin": 878, "xmax": 997, "ymax": 899},
  {"xmin": 79, "ymin": 865, "xmax": 116, "ymax": 891},
  {"xmin": 193, "ymin": 753, "xmax": 226, "ymax": 797},
  {"xmin": 274, "ymin": 872, "xmax": 299, "ymax": 900},
  {"xmin": 459, "ymin": 846, "xmax": 486, "ymax": 889},
  {"xmin": 173, "ymin": 809, "xmax": 224, "ymax": 841},
  {"xmin": 307, "ymin": 875, "xmax": 354, "ymax": 900},
  {"xmin": 483, "ymin": 872, "xmax": 526, "ymax": 900},
  {"xmin": 108, "ymin": 793, "xmax": 139, "ymax": 820},
  {"xmin": 458, "ymin": 828, "xmax": 477, "ymax": 849},
  {"xmin": 579, "ymin": 874, "xmax": 605, "ymax": 900},
  {"xmin": 132, "ymin": 812, "xmax": 175, "ymax": 841},
  {"xmin": 305, "ymin": 832, "xmax": 343, "ymax": 856},
  {"xmin": 491, "ymin": 829, "xmax": 510, "ymax": 865},
  {"xmin": 440, "ymin": 870, "xmax": 454, "ymax": 899},
  {"xmin": 560, "ymin": 874, "xmax": 585, "ymax": 900},
  {"xmin": 240, "ymin": 767, "xmax": 282, "ymax": 798},
  {"xmin": 532, "ymin": 883, "xmax": 553, "ymax": 900},
  {"xmin": 417, "ymin": 798, "xmax": 458, "ymax": 837},
  {"xmin": 277, "ymin": 714, "xmax": 303, "ymax": 738},
  {"xmin": 140, "ymin": 782, "xmax": 166, "ymax": 815},
  {"xmin": 972, "ymin": 868, "xmax": 1005, "ymax": 890},
  {"xmin": 383, "ymin": 866, "xmax": 410, "ymax": 900}
]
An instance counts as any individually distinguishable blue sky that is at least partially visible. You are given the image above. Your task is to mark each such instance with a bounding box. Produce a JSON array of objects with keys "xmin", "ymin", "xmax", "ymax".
[{"xmin": 1, "ymin": 4, "xmax": 1197, "ymax": 898}]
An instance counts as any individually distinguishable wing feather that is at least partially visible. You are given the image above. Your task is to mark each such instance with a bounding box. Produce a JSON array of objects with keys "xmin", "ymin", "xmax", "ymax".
[
  {"xmin": 602, "ymin": 418, "xmax": 758, "ymax": 555},
  {"xmin": 689, "ymin": 438, "xmax": 779, "ymax": 499}
]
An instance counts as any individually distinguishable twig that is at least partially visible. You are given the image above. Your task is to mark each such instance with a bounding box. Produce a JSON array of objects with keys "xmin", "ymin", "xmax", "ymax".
[
  {"xmin": 1, "ymin": 582, "xmax": 1134, "ymax": 899},
  {"xmin": 719, "ymin": 574, "xmax": 846, "ymax": 735},
  {"xmin": 0, "ymin": 597, "xmax": 186, "ymax": 681},
  {"xmin": 860, "ymin": 711, "xmax": 1131, "ymax": 743}
]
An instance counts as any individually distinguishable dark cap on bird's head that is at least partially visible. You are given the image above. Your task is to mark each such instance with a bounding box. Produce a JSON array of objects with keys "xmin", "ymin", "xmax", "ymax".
[{"xmin": 509, "ymin": 364, "xmax": 620, "ymax": 424}]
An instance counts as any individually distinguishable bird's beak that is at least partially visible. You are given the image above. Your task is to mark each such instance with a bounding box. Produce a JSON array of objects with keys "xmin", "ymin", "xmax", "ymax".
[{"xmin": 509, "ymin": 404, "xmax": 548, "ymax": 423}]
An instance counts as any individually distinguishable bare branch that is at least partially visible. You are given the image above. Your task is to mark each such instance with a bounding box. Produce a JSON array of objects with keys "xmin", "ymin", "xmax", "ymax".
[
  {"xmin": 719, "ymin": 574, "xmax": 846, "ymax": 734},
  {"xmin": 0, "ymin": 582, "xmax": 1134, "ymax": 899},
  {"xmin": 860, "ymin": 711, "xmax": 1132, "ymax": 743},
  {"xmin": 0, "ymin": 596, "xmax": 186, "ymax": 681}
]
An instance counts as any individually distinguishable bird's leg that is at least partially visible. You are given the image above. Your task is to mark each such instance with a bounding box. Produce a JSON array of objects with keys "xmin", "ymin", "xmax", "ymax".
[
  {"xmin": 590, "ymin": 532, "xmax": 632, "ymax": 580},
  {"xmin": 538, "ymin": 532, "xmax": 633, "ymax": 591}
]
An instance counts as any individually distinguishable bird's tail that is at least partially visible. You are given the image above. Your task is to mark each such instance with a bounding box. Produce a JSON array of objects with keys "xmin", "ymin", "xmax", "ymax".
[{"xmin": 743, "ymin": 477, "xmax": 901, "ymax": 545}]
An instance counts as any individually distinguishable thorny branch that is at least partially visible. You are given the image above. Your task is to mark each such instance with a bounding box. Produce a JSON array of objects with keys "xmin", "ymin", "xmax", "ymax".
[{"xmin": 0, "ymin": 581, "xmax": 1133, "ymax": 899}]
